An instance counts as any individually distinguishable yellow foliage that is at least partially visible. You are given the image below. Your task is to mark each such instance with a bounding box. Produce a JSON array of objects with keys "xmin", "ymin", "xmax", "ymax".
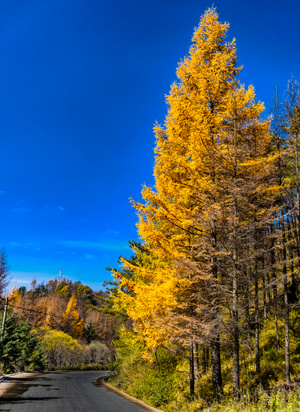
[
  {"xmin": 63, "ymin": 296, "xmax": 84, "ymax": 338},
  {"xmin": 115, "ymin": 7, "xmax": 281, "ymax": 363},
  {"xmin": 113, "ymin": 254, "xmax": 182, "ymax": 356}
]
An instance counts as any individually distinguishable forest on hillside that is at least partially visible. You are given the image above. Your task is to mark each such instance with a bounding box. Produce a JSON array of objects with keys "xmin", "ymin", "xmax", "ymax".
[
  {"xmin": 105, "ymin": 8, "xmax": 300, "ymax": 412},
  {"xmin": 0, "ymin": 256, "xmax": 119, "ymax": 373}
]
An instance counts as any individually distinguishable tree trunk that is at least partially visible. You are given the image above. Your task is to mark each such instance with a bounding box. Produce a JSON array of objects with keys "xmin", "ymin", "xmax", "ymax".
[
  {"xmin": 232, "ymin": 106, "xmax": 240, "ymax": 401},
  {"xmin": 271, "ymin": 224, "xmax": 280, "ymax": 351},
  {"xmin": 189, "ymin": 341, "xmax": 195, "ymax": 397},
  {"xmin": 284, "ymin": 273, "xmax": 291, "ymax": 385},
  {"xmin": 211, "ymin": 336, "xmax": 222, "ymax": 401},
  {"xmin": 243, "ymin": 270, "xmax": 251, "ymax": 338},
  {"xmin": 295, "ymin": 132, "xmax": 300, "ymax": 255},
  {"xmin": 210, "ymin": 222, "xmax": 223, "ymax": 398},
  {"xmin": 232, "ymin": 281, "xmax": 240, "ymax": 400},
  {"xmin": 202, "ymin": 346, "xmax": 207, "ymax": 372},
  {"xmin": 287, "ymin": 219, "xmax": 297, "ymax": 303},
  {"xmin": 193, "ymin": 341, "xmax": 199, "ymax": 381},
  {"xmin": 263, "ymin": 269, "xmax": 267, "ymax": 320},
  {"xmin": 262, "ymin": 255, "xmax": 267, "ymax": 320},
  {"xmin": 282, "ymin": 219, "xmax": 291, "ymax": 384},
  {"xmin": 254, "ymin": 265, "xmax": 260, "ymax": 375},
  {"xmin": 291, "ymin": 214, "xmax": 300, "ymax": 268}
]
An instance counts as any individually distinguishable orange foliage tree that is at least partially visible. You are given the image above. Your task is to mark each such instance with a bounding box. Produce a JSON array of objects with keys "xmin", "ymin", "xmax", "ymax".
[{"xmin": 113, "ymin": 8, "xmax": 279, "ymax": 399}]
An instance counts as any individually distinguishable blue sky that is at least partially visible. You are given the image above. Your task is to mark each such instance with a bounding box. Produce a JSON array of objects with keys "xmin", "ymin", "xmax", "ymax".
[{"xmin": 0, "ymin": 0, "xmax": 299, "ymax": 291}]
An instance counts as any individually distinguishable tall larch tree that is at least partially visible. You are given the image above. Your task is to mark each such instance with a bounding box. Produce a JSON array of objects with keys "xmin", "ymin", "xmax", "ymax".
[
  {"xmin": 133, "ymin": 9, "xmax": 242, "ymax": 398},
  {"xmin": 116, "ymin": 8, "xmax": 278, "ymax": 399}
]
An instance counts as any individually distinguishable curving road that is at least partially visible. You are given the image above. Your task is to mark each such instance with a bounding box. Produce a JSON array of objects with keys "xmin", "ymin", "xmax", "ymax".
[{"xmin": 0, "ymin": 371, "xmax": 153, "ymax": 412}]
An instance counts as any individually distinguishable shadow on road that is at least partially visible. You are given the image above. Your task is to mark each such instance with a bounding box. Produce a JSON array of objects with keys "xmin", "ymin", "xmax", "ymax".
[{"xmin": 0, "ymin": 396, "xmax": 61, "ymax": 402}]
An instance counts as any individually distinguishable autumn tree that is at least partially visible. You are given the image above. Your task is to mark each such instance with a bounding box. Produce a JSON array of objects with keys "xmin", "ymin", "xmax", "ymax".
[
  {"xmin": 130, "ymin": 8, "xmax": 242, "ymax": 397},
  {"xmin": 265, "ymin": 77, "xmax": 300, "ymax": 386},
  {"xmin": 117, "ymin": 8, "xmax": 279, "ymax": 399},
  {"xmin": 280, "ymin": 77, "xmax": 300, "ymax": 385},
  {"xmin": 45, "ymin": 294, "xmax": 68, "ymax": 330},
  {"xmin": 63, "ymin": 296, "xmax": 84, "ymax": 338},
  {"xmin": 112, "ymin": 241, "xmax": 181, "ymax": 357}
]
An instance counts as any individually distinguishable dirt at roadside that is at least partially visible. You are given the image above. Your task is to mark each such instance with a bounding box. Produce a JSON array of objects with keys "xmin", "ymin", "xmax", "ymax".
[{"xmin": 0, "ymin": 373, "xmax": 40, "ymax": 398}]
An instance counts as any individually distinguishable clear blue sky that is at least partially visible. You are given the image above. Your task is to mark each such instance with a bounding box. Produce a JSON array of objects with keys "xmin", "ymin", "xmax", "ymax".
[{"xmin": 1, "ymin": 0, "xmax": 299, "ymax": 291}]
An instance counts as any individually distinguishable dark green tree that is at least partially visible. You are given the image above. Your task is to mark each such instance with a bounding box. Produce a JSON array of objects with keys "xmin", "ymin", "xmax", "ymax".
[
  {"xmin": 83, "ymin": 322, "xmax": 98, "ymax": 344},
  {"xmin": 0, "ymin": 310, "xmax": 48, "ymax": 373}
]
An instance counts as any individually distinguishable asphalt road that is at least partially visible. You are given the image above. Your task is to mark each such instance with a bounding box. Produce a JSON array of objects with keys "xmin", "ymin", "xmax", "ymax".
[{"xmin": 0, "ymin": 371, "xmax": 152, "ymax": 412}]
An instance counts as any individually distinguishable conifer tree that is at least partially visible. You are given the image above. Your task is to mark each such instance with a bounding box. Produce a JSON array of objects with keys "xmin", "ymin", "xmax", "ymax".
[
  {"xmin": 115, "ymin": 8, "xmax": 278, "ymax": 399},
  {"xmin": 280, "ymin": 77, "xmax": 300, "ymax": 385}
]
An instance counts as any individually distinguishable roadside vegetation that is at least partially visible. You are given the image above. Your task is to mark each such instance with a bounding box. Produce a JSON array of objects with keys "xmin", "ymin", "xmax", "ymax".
[{"xmin": 0, "ymin": 271, "xmax": 117, "ymax": 374}]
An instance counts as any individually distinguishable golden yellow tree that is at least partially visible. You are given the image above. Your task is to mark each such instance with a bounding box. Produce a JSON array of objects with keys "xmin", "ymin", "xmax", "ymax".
[
  {"xmin": 115, "ymin": 8, "xmax": 278, "ymax": 399},
  {"xmin": 112, "ymin": 245, "xmax": 189, "ymax": 358},
  {"xmin": 63, "ymin": 296, "xmax": 84, "ymax": 339},
  {"xmin": 132, "ymin": 8, "xmax": 243, "ymax": 397}
]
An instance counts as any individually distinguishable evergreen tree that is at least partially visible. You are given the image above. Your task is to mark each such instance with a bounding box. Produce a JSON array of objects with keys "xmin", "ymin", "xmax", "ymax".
[
  {"xmin": 83, "ymin": 322, "xmax": 98, "ymax": 344},
  {"xmin": 0, "ymin": 310, "xmax": 48, "ymax": 373}
]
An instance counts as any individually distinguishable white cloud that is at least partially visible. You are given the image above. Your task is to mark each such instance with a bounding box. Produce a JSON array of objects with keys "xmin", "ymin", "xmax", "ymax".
[{"xmin": 9, "ymin": 242, "xmax": 40, "ymax": 250}]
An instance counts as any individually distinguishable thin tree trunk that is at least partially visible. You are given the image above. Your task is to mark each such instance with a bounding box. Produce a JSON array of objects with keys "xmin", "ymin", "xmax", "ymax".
[
  {"xmin": 189, "ymin": 341, "xmax": 195, "ymax": 397},
  {"xmin": 260, "ymin": 253, "xmax": 266, "ymax": 320},
  {"xmin": 254, "ymin": 264, "xmax": 260, "ymax": 375},
  {"xmin": 232, "ymin": 102, "xmax": 240, "ymax": 401},
  {"xmin": 193, "ymin": 341, "xmax": 199, "ymax": 381},
  {"xmin": 284, "ymin": 273, "xmax": 291, "ymax": 385},
  {"xmin": 267, "ymin": 272, "xmax": 271, "ymax": 306},
  {"xmin": 263, "ymin": 263, "xmax": 267, "ymax": 320},
  {"xmin": 210, "ymin": 223, "xmax": 223, "ymax": 398},
  {"xmin": 232, "ymin": 271, "xmax": 240, "ymax": 400},
  {"xmin": 291, "ymin": 214, "xmax": 300, "ymax": 268},
  {"xmin": 243, "ymin": 270, "xmax": 251, "ymax": 338},
  {"xmin": 202, "ymin": 346, "xmax": 207, "ymax": 372},
  {"xmin": 287, "ymin": 219, "xmax": 297, "ymax": 302},
  {"xmin": 282, "ymin": 217, "xmax": 291, "ymax": 384},
  {"xmin": 295, "ymin": 132, "xmax": 300, "ymax": 250},
  {"xmin": 1, "ymin": 297, "xmax": 8, "ymax": 338},
  {"xmin": 271, "ymin": 224, "xmax": 280, "ymax": 351},
  {"xmin": 211, "ymin": 336, "xmax": 222, "ymax": 401}
]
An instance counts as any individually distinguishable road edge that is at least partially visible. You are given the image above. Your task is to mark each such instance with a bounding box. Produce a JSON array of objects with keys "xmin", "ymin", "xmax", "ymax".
[
  {"xmin": 98, "ymin": 376, "xmax": 164, "ymax": 412},
  {"xmin": 0, "ymin": 372, "xmax": 41, "ymax": 398}
]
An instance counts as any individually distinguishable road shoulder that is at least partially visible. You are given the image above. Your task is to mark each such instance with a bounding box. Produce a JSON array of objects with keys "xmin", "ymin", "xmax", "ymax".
[
  {"xmin": 0, "ymin": 372, "xmax": 41, "ymax": 398},
  {"xmin": 98, "ymin": 376, "xmax": 164, "ymax": 412}
]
